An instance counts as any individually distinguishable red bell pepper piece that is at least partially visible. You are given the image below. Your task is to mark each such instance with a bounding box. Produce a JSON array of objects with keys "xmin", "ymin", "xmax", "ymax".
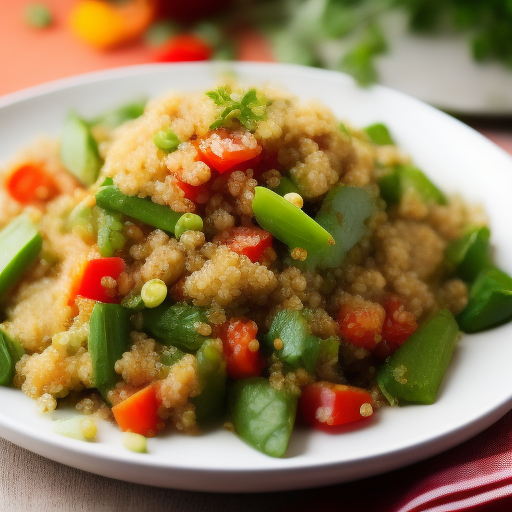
[
  {"xmin": 112, "ymin": 383, "xmax": 163, "ymax": 437},
  {"xmin": 5, "ymin": 163, "xmax": 59, "ymax": 204},
  {"xmin": 197, "ymin": 129, "xmax": 262, "ymax": 173},
  {"xmin": 73, "ymin": 257, "xmax": 126, "ymax": 304},
  {"xmin": 299, "ymin": 382, "xmax": 374, "ymax": 429},
  {"xmin": 214, "ymin": 226, "xmax": 273, "ymax": 264},
  {"xmin": 176, "ymin": 178, "xmax": 210, "ymax": 204},
  {"xmin": 156, "ymin": 34, "xmax": 212, "ymax": 62},
  {"xmin": 218, "ymin": 318, "xmax": 265, "ymax": 380}
]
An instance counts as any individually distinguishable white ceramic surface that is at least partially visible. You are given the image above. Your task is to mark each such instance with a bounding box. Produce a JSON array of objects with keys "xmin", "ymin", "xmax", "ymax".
[{"xmin": 1, "ymin": 63, "xmax": 512, "ymax": 493}]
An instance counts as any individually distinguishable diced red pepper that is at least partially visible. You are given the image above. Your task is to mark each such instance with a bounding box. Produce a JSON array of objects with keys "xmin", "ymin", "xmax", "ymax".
[
  {"xmin": 72, "ymin": 257, "xmax": 126, "ymax": 304},
  {"xmin": 156, "ymin": 34, "xmax": 212, "ymax": 62},
  {"xmin": 337, "ymin": 299, "xmax": 385, "ymax": 351},
  {"xmin": 375, "ymin": 296, "xmax": 418, "ymax": 359},
  {"xmin": 5, "ymin": 163, "xmax": 59, "ymax": 204},
  {"xmin": 197, "ymin": 129, "xmax": 262, "ymax": 173},
  {"xmin": 176, "ymin": 178, "xmax": 210, "ymax": 204},
  {"xmin": 214, "ymin": 226, "xmax": 273, "ymax": 263},
  {"xmin": 112, "ymin": 383, "xmax": 163, "ymax": 437},
  {"xmin": 299, "ymin": 382, "xmax": 374, "ymax": 429},
  {"xmin": 218, "ymin": 318, "xmax": 265, "ymax": 380}
]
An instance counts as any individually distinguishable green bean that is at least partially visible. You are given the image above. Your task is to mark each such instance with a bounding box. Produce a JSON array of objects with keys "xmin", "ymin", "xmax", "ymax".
[
  {"xmin": 252, "ymin": 186, "xmax": 334, "ymax": 255},
  {"xmin": 95, "ymin": 185, "xmax": 182, "ymax": 234},
  {"xmin": 0, "ymin": 330, "xmax": 25, "ymax": 387},
  {"xmin": 0, "ymin": 214, "xmax": 42, "ymax": 298}
]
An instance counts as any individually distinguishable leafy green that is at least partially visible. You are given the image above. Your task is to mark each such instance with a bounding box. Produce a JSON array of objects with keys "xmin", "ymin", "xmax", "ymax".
[{"xmin": 206, "ymin": 86, "xmax": 272, "ymax": 132}]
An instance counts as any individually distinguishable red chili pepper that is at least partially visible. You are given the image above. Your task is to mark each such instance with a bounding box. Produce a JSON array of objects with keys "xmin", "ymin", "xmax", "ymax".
[
  {"xmin": 299, "ymin": 382, "xmax": 374, "ymax": 429},
  {"xmin": 5, "ymin": 163, "xmax": 59, "ymax": 204},
  {"xmin": 197, "ymin": 129, "xmax": 263, "ymax": 173},
  {"xmin": 112, "ymin": 383, "xmax": 163, "ymax": 437},
  {"xmin": 337, "ymin": 299, "xmax": 385, "ymax": 351},
  {"xmin": 218, "ymin": 318, "xmax": 265, "ymax": 380},
  {"xmin": 375, "ymin": 296, "xmax": 418, "ymax": 359},
  {"xmin": 72, "ymin": 257, "xmax": 126, "ymax": 304},
  {"xmin": 214, "ymin": 226, "xmax": 273, "ymax": 264},
  {"xmin": 156, "ymin": 34, "xmax": 212, "ymax": 62}
]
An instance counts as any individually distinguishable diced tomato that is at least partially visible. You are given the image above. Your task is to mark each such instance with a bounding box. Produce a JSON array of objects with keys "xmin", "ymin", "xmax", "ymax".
[
  {"xmin": 156, "ymin": 34, "xmax": 212, "ymax": 62},
  {"xmin": 5, "ymin": 163, "xmax": 59, "ymax": 204},
  {"xmin": 236, "ymin": 28, "xmax": 275, "ymax": 62},
  {"xmin": 214, "ymin": 226, "xmax": 273, "ymax": 263},
  {"xmin": 176, "ymin": 178, "xmax": 210, "ymax": 204},
  {"xmin": 218, "ymin": 318, "xmax": 265, "ymax": 380},
  {"xmin": 72, "ymin": 257, "xmax": 126, "ymax": 304},
  {"xmin": 299, "ymin": 382, "xmax": 374, "ymax": 429},
  {"xmin": 112, "ymin": 383, "xmax": 163, "ymax": 437},
  {"xmin": 375, "ymin": 296, "xmax": 418, "ymax": 359},
  {"xmin": 197, "ymin": 129, "xmax": 263, "ymax": 173},
  {"xmin": 337, "ymin": 299, "xmax": 385, "ymax": 351}
]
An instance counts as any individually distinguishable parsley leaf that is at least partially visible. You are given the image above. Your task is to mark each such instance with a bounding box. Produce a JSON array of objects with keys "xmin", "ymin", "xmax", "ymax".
[{"xmin": 206, "ymin": 86, "xmax": 272, "ymax": 131}]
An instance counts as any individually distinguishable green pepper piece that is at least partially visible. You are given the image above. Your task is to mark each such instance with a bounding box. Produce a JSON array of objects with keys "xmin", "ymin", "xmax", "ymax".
[
  {"xmin": 0, "ymin": 214, "xmax": 43, "ymax": 298},
  {"xmin": 272, "ymin": 176, "xmax": 301, "ymax": 197},
  {"xmin": 265, "ymin": 309, "xmax": 320, "ymax": 374},
  {"xmin": 192, "ymin": 340, "xmax": 227, "ymax": 421},
  {"xmin": 88, "ymin": 303, "xmax": 131, "ymax": 402},
  {"xmin": 142, "ymin": 302, "xmax": 209, "ymax": 352},
  {"xmin": 445, "ymin": 226, "xmax": 491, "ymax": 282},
  {"xmin": 95, "ymin": 185, "xmax": 182, "ymax": 234},
  {"xmin": 456, "ymin": 267, "xmax": 512, "ymax": 333},
  {"xmin": 377, "ymin": 309, "xmax": 459, "ymax": 405},
  {"xmin": 379, "ymin": 164, "xmax": 447, "ymax": 206},
  {"xmin": 306, "ymin": 184, "xmax": 374, "ymax": 269},
  {"xmin": 60, "ymin": 111, "xmax": 102, "ymax": 186},
  {"xmin": 160, "ymin": 346, "xmax": 185, "ymax": 367},
  {"xmin": 252, "ymin": 186, "xmax": 334, "ymax": 254},
  {"xmin": 229, "ymin": 377, "xmax": 297, "ymax": 458},
  {"xmin": 0, "ymin": 330, "xmax": 25, "ymax": 387},
  {"xmin": 364, "ymin": 123, "xmax": 394, "ymax": 145}
]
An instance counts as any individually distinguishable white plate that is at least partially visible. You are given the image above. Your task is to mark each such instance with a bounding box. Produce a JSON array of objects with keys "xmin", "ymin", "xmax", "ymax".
[{"xmin": 1, "ymin": 63, "xmax": 512, "ymax": 493}]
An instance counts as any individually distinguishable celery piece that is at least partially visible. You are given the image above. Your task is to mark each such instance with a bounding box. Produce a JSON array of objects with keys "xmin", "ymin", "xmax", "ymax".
[
  {"xmin": 445, "ymin": 226, "xmax": 491, "ymax": 283},
  {"xmin": 306, "ymin": 185, "xmax": 374, "ymax": 269},
  {"xmin": 252, "ymin": 186, "xmax": 334, "ymax": 255},
  {"xmin": 122, "ymin": 432, "xmax": 147, "ymax": 453},
  {"xmin": 192, "ymin": 340, "xmax": 227, "ymax": 421},
  {"xmin": 95, "ymin": 186, "xmax": 182, "ymax": 234},
  {"xmin": 89, "ymin": 303, "xmax": 131, "ymax": 401},
  {"xmin": 379, "ymin": 164, "xmax": 446, "ymax": 206},
  {"xmin": 0, "ymin": 214, "xmax": 42, "ymax": 298},
  {"xmin": 456, "ymin": 267, "xmax": 512, "ymax": 333},
  {"xmin": 60, "ymin": 111, "xmax": 102, "ymax": 186},
  {"xmin": 142, "ymin": 302, "xmax": 209, "ymax": 352},
  {"xmin": 265, "ymin": 309, "xmax": 320, "ymax": 374},
  {"xmin": 0, "ymin": 331, "xmax": 24, "ymax": 387},
  {"xmin": 229, "ymin": 377, "xmax": 297, "ymax": 458},
  {"xmin": 364, "ymin": 123, "xmax": 394, "ymax": 145},
  {"xmin": 377, "ymin": 309, "xmax": 459, "ymax": 405},
  {"xmin": 53, "ymin": 417, "xmax": 96, "ymax": 441}
]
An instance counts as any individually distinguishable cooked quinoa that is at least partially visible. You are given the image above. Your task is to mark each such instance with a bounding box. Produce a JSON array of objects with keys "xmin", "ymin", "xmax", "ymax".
[{"xmin": 0, "ymin": 83, "xmax": 488, "ymax": 456}]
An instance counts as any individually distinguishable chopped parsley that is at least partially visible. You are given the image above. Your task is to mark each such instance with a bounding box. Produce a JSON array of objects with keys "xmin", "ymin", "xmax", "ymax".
[{"xmin": 206, "ymin": 86, "xmax": 272, "ymax": 132}]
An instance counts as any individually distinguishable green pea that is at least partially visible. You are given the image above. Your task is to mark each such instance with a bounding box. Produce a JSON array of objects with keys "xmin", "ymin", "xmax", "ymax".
[
  {"xmin": 141, "ymin": 279, "xmax": 167, "ymax": 308},
  {"xmin": 153, "ymin": 129, "xmax": 180, "ymax": 153},
  {"xmin": 174, "ymin": 213, "xmax": 203, "ymax": 239}
]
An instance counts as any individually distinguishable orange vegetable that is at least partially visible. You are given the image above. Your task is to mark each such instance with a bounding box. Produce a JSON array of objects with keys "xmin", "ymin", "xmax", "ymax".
[
  {"xmin": 5, "ymin": 163, "xmax": 59, "ymax": 204},
  {"xmin": 299, "ymin": 382, "xmax": 374, "ymax": 429},
  {"xmin": 112, "ymin": 383, "xmax": 163, "ymax": 437},
  {"xmin": 70, "ymin": 0, "xmax": 156, "ymax": 50},
  {"xmin": 218, "ymin": 318, "xmax": 265, "ymax": 380},
  {"xmin": 196, "ymin": 129, "xmax": 263, "ymax": 173}
]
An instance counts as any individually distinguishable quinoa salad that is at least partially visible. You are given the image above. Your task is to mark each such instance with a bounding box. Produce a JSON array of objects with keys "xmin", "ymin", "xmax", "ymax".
[{"xmin": 1, "ymin": 82, "xmax": 511, "ymax": 457}]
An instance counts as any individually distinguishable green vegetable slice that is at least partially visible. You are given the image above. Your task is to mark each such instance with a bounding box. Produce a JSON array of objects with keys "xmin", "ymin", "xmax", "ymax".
[
  {"xmin": 88, "ymin": 303, "xmax": 131, "ymax": 401},
  {"xmin": 142, "ymin": 302, "xmax": 209, "ymax": 352},
  {"xmin": 364, "ymin": 122, "xmax": 394, "ymax": 145},
  {"xmin": 0, "ymin": 330, "xmax": 25, "ymax": 387},
  {"xmin": 456, "ymin": 267, "xmax": 512, "ymax": 333},
  {"xmin": 229, "ymin": 377, "xmax": 297, "ymax": 458},
  {"xmin": 265, "ymin": 309, "xmax": 320, "ymax": 374},
  {"xmin": 192, "ymin": 340, "xmax": 227, "ymax": 422},
  {"xmin": 379, "ymin": 164, "xmax": 446, "ymax": 206},
  {"xmin": 60, "ymin": 111, "xmax": 102, "ymax": 186},
  {"xmin": 445, "ymin": 226, "xmax": 491, "ymax": 283},
  {"xmin": 252, "ymin": 186, "xmax": 334, "ymax": 255},
  {"xmin": 95, "ymin": 185, "xmax": 182, "ymax": 234},
  {"xmin": 377, "ymin": 309, "xmax": 459, "ymax": 405},
  {"xmin": 271, "ymin": 176, "xmax": 301, "ymax": 197},
  {"xmin": 0, "ymin": 214, "xmax": 43, "ymax": 298},
  {"xmin": 90, "ymin": 99, "xmax": 146, "ymax": 130}
]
